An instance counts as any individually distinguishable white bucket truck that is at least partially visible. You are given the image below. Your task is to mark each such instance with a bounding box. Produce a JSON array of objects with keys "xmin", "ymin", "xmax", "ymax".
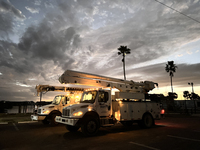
[
  {"xmin": 56, "ymin": 70, "xmax": 163, "ymax": 135},
  {"xmin": 31, "ymin": 85, "xmax": 83, "ymax": 125}
]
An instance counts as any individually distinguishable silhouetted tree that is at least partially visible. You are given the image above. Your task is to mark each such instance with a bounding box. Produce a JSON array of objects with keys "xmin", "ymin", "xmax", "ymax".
[
  {"xmin": 191, "ymin": 92, "xmax": 199, "ymax": 100},
  {"xmin": 183, "ymin": 91, "xmax": 199, "ymax": 100},
  {"xmin": 165, "ymin": 61, "xmax": 177, "ymax": 93},
  {"xmin": 183, "ymin": 91, "xmax": 190, "ymax": 100},
  {"xmin": 183, "ymin": 91, "xmax": 199, "ymax": 114},
  {"xmin": 118, "ymin": 46, "xmax": 131, "ymax": 80}
]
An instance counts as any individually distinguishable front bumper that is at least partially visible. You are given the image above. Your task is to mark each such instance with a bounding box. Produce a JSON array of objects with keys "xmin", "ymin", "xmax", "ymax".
[
  {"xmin": 55, "ymin": 116, "xmax": 79, "ymax": 126},
  {"xmin": 31, "ymin": 114, "xmax": 47, "ymax": 121}
]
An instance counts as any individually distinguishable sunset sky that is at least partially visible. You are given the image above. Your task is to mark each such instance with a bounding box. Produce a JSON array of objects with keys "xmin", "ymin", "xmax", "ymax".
[{"xmin": 0, "ymin": 0, "xmax": 200, "ymax": 101}]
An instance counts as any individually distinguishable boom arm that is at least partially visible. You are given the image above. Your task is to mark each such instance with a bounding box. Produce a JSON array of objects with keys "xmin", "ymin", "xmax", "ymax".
[
  {"xmin": 35, "ymin": 85, "xmax": 84, "ymax": 96},
  {"xmin": 59, "ymin": 70, "xmax": 158, "ymax": 93}
]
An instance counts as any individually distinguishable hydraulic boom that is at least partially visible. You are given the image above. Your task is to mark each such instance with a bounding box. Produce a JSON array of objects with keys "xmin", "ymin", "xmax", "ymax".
[{"xmin": 59, "ymin": 70, "xmax": 158, "ymax": 93}]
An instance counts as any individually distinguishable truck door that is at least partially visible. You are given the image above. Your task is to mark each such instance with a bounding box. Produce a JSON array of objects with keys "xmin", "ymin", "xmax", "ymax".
[
  {"xmin": 96, "ymin": 91, "xmax": 111, "ymax": 117},
  {"xmin": 60, "ymin": 96, "xmax": 67, "ymax": 112}
]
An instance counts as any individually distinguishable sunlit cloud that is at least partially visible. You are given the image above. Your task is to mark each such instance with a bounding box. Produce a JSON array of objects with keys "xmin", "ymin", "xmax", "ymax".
[
  {"xmin": 176, "ymin": 54, "xmax": 183, "ymax": 57},
  {"xmin": 28, "ymin": 78, "xmax": 36, "ymax": 81},
  {"xmin": 16, "ymin": 82, "xmax": 32, "ymax": 87},
  {"xmin": 186, "ymin": 50, "xmax": 193, "ymax": 55},
  {"xmin": 25, "ymin": 6, "xmax": 39, "ymax": 14}
]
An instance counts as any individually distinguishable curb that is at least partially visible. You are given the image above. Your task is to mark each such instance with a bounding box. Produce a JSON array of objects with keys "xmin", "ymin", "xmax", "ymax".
[
  {"xmin": 0, "ymin": 122, "xmax": 8, "ymax": 124},
  {"xmin": 191, "ymin": 114, "xmax": 200, "ymax": 117},
  {"xmin": 0, "ymin": 121, "xmax": 38, "ymax": 124},
  {"xmin": 18, "ymin": 121, "xmax": 38, "ymax": 124}
]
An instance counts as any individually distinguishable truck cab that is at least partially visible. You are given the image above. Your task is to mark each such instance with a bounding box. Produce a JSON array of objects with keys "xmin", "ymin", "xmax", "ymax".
[
  {"xmin": 31, "ymin": 94, "xmax": 80, "ymax": 125},
  {"xmin": 56, "ymin": 90, "xmax": 111, "ymax": 134}
]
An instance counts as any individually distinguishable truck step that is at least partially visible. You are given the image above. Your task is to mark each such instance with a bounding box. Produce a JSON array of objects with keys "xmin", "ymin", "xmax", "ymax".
[{"xmin": 101, "ymin": 124, "xmax": 115, "ymax": 127}]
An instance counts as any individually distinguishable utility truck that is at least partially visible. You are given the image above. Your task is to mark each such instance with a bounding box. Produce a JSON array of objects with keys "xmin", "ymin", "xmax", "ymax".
[
  {"xmin": 56, "ymin": 70, "xmax": 163, "ymax": 135},
  {"xmin": 31, "ymin": 85, "xmax": 83, "ymax": 125}
]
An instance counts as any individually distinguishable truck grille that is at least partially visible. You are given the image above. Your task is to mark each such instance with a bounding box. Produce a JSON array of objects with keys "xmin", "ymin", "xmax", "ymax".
[
  {"xmin": 37, "ymin": 109, "xmax": 41, "ymax": 114},
  {"xmin": 63, "ymin": 109, "xmax": 70, "ymax": 117}
]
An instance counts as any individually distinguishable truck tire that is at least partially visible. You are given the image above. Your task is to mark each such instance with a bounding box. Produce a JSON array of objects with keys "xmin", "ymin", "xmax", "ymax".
[
  {"xmin": 66, "ymin": 125, "xmax": 79, "ymax": 132},
  {"xmin": 81, "ymin": 117, "xmax": 99, "ymax": 136},
  {"xmin": 42, "ymin": 118, "xmax": 49, "ymax": 125},
  {"xmin": 141, "ymin": 113, "xmax": 154, "ymax": 128},
  {"xmin": 50, "ymin": 114, "xmax": 59, "ymax": 126}
]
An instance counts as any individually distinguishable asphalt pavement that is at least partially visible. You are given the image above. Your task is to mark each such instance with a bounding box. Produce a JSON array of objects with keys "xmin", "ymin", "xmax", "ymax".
[{"xmin": 0, "ymin": 115, "xmax": 200, "ymax": 150}]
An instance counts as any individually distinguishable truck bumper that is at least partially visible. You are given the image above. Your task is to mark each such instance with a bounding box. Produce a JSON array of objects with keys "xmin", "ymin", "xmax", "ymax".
[
  {"xmin": 55, "ymin": 116, "xmax": 79, "ymax": 126},
  {"xmin": 31, "ymin": 114, "xmax": 46, "ymax": 121}
]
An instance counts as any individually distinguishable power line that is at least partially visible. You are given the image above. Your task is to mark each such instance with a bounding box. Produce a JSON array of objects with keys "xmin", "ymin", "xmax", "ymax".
[{"xmin": 154, "ymin": 0, "xmax": 200, "ymax": 24}]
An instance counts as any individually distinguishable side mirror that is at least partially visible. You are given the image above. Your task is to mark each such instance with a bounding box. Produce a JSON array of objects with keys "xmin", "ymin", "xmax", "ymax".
[{"xmin": 62, "ymin": 98, "xmax": 67, "ymax": 105}]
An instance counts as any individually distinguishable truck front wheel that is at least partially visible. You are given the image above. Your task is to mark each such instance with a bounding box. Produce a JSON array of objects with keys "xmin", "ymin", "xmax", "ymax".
[
  {"xmin": 50, "ymin": 114, "xmax": 59, "ymax": 126},
  {"xmin": 141, "ymin": 113, "xmax": 154, "ymax": 128},
  {"xmin": 66, "ymin": 125, "xmax": 79, "ymax": 132},
  {"xmin": 81, "ymin": 117, "xmax": 99, "ymax": 136}
]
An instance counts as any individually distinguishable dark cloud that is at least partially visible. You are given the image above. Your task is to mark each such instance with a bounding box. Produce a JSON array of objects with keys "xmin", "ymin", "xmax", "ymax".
[
  {"xmin": 0, "ymin": 13, "xmax": 13, "ymax": 39},
  {"xmin": 58, "ymin": 1, "xmax": 78, "ymax": 25},
  {"xmin": 0, "ymin": 40, "xmax": 42, "ymax": 78},
  {"xmin": 17, "ymin": 19, "xmax": 82, "ymax": 70},
  {"xmin": 0, "ymin": 1, "xmax": 26, "ymax": 19},
  {"xmin": 0, "ymin": 86, "xmax": 37, "ymax": 101},
  {"xmin": 0, "ymin": 0, "xmax": 86, "ymax": 102},
  {"xmin": 0, "ymin": 0, "xmax": 27, "ymax": 40}
]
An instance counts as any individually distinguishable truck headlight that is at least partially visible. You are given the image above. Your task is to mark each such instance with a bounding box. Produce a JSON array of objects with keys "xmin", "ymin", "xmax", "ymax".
[
  {"xmin": 43, "ymin": 110, "xmax": 50, "ymax": 114},
  {"xmin": 73, "ymin": 111, "xmax": 83, "ymax": 116}
]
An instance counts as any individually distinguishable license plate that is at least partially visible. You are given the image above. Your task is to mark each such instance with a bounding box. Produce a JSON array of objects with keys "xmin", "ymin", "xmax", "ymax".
[{"xmin": 62, "ymin": 119, "xmax": 68, "ymax": 122}]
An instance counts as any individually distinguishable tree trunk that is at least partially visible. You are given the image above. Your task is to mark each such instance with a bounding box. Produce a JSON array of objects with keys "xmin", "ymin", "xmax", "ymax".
[
  {"xmin": 123, "ymin": 54, "xmax": 126, "ymax": 80},
  {"xmin": 170, "ymin": 75, "xmax": 173, "ymax": 93}
]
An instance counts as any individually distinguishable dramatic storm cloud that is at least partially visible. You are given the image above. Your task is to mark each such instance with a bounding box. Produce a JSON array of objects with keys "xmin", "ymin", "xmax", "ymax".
[{"xmin": 0, "ymin": 0, "xmax": 200, "ymax": 101}]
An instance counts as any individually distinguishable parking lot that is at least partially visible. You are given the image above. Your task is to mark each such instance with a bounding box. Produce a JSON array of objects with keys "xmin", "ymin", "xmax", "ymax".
[{"xmin": 0, "ymin": 115, "xmax": 200, "ymax": 150}]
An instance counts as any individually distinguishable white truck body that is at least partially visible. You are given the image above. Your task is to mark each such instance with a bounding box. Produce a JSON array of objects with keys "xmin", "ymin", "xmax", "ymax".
[
  {"xmin": 56, "ymin": 90, "xmax": 161, "ymax": 123},
  {"xmin": 31, "ymin": 85, "xmax": 83, "ymax": 125},
  {"xmin": 55, "ymin": 70, "xmax": 162, "ymax": 135}
]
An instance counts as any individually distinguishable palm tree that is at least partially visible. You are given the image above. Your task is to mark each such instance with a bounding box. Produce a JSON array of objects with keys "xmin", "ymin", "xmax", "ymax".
[
  {"xmin": 183, "ymin": 91, "xmax": 190, "ymax": 100},
  {"xmin": 165, "ymin": 61, "xmax": 178, "ymax": 93},
  {"xmin": 118, "ymin": 46, "xmax": 131, "ymax": 80}
]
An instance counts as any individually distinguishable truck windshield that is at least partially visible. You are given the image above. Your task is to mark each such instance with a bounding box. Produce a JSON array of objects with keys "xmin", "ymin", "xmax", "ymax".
[
  {"xmin": 80, "ymin": 91, "xmax": 97, "ymax": 103},
  {"xmin": 52, "ymin": 96, "xmax": 63, "ymax": 105}
]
